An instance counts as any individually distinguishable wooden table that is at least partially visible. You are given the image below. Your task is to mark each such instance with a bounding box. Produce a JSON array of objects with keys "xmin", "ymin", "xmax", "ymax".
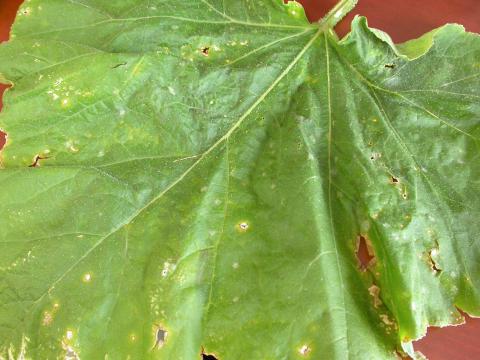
[{"xmin": 0, "ymin": 1, "xmax": 479, "ymax": 359}]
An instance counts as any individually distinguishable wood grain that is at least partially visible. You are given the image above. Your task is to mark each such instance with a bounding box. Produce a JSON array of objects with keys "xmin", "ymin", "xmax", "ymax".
[{"xmin": 0, "ymin": 1, "xmax": 479, "ymax": 359}]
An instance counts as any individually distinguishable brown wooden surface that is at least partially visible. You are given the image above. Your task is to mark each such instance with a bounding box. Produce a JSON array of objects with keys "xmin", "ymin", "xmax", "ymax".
[{"xmin": 0, "ymin": 0, "xmax": 479, "ymax": 359}]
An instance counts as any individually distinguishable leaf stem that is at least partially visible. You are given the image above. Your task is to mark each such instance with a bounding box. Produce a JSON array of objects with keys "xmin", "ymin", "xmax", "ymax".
[{"xmin": 318, "ymin": 0, "xmax": 359, "ymax": 29}]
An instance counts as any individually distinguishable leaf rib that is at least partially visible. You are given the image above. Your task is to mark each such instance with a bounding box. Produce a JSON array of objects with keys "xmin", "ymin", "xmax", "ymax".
[{"xmin": 324, "ymin": 33, "xmax": 351, "ymax": 358}]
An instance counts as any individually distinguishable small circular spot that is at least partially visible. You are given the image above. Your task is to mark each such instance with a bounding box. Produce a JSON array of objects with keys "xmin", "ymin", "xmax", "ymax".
[
  {"xmin": 299, "ymin": 345, "xmax": 311, "ymax": 356},
  {"xmin": 236, "ymin": 222, "xmax": 249, "ymax": 232},
  {"xmin": 83, "ymin": 273, "xmax": 92, "ymax": 282},
  {"xmin": 66, "ymin": 330, "xmax": 73, "ymax": 340}
]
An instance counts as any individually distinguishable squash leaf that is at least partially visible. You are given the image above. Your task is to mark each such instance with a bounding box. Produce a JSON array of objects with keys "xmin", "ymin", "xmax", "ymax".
[{"xmin": 0, "ymin": 0, "xmax": 479, "ymax": 359}]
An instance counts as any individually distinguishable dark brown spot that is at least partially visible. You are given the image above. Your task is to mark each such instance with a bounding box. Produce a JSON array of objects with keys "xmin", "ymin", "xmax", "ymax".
[
  {"xmin": 356, "ymin": 235, "xmax": 375, "ymax": 271},
  {"xmin": 384, "ymin": 63, "xmax": 396, "ymax": 69},
  {"xmin": 201, "ymin": 47, "xmax": 210, "ymax": 56}
]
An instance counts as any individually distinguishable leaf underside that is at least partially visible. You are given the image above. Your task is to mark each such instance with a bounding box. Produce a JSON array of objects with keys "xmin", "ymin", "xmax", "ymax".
[{"xmin": 0, "ymin": 1, "xmax": 479, "ymax": 359}]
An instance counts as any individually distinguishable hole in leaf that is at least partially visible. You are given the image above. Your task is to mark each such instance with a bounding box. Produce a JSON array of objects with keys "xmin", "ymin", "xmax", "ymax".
[
  {"xmin": 201, "ymin": 47, "xmax": 210, "ymax": 56},
  {"xmin": 201, "ymin": 347, "xmax": 218, "ymax": 360},
  {"xmin": 390, "ymin": 175, "xmax": 399, "ymax": 184},
  {"xmin": 356, "ymin": 235, "xmax": 375, "ymax": 271},
  {"xmin": 153, "ymin": 327, "xmax": 168, "ymax": 349},
  {"xmin": 202, "ymin": 353, "xmax": 218, "ymax": 360},
  {"xmin": 427, "ymin": 248, "xmax": 442, "ymax": 275},
  {"xmin": 384, "ymin": 63, "xmax": 396, "ymax": 69},
  {"xmin": 29, "ymin": 155, "xmax": 49, "ymax": 168},
  {"xmin": 0, "ymin": 130, "xmax": 6, "ymax": 151},
  {"xmin": 112, "ymin": 62, "xmax": 127, "ymax": 69}
]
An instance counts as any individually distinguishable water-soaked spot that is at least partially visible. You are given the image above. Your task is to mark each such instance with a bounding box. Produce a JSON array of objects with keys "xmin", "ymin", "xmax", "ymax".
[
  {"xmin": 356, "ymin": 235, "xmax": 375, "ymax": 271},
  {"xmin": 0, "ymin": 130, "xmax": 6, "ymax": 151}
]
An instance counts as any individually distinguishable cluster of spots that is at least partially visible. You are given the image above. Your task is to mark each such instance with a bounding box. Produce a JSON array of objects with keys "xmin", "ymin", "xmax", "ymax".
[
  {"xmin": 299, "ymin": 344, "xmax": 311, "ymax": 356},
  {"xmin": 236, "ymin": 221, "xmax": 249, "ymax": 232},
  {"xmin": 0, "ymin": 249, "xmax": 36, "ymax": 272},
  {"xmin": 42, "ymin": 302, "xmax": 60, "ymax": 326},
  {"xmin": 223, "ymin": 38, "xmax": 249, "ymax": 63},
  {"xmin": 46, "ymin": 77, "xmax": 92, "ymax": 108},
  {"xmin": 379, "ymin": 313, "xmax": 397, "ymax": 335}
]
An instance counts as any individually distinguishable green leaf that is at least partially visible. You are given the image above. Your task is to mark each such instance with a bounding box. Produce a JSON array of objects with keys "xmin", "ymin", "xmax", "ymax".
[{"xmin": 0, "ymin": 1, "xmax": 479, "ymax": 359}]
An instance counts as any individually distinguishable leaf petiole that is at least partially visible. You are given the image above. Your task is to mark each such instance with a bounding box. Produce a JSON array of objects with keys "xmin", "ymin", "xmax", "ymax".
[{"xmin": 318, "ymin": 0, "xmax": 359, "ymax": 29}]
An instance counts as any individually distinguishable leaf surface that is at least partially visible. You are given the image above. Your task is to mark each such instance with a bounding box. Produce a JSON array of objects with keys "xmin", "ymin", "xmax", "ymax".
[{"xmin": 0, "ymin": 1, "xmax": 479, "ymax": 359}]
